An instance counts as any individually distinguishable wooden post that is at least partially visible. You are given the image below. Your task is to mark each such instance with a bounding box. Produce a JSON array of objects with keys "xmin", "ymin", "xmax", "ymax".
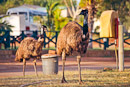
[{"xmin": 118, "ymin": 25, "xmax": 124, "ymax": 71}]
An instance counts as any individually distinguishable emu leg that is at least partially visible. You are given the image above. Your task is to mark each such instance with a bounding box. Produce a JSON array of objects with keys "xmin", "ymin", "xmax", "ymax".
[
  {"xmin": 23, "ymin": 59, "xmax": 26, "ymax": 76},
  {"xmin": 33, "ymin": 59, "xmax": 38, "ymax": 76},
  {"xmin": 77, "ymin": 55, "xmax": 82, "ymax": 84},
  {"xmin": 14, "ymin": 42, "xmax": 16, "ymax": 49},
  {"xmin": 61, "ymin": 49, "xmax": 67, "ymax": 83}
]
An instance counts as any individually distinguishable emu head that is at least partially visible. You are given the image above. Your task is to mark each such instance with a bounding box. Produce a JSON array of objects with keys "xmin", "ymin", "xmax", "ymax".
[
  {"xmin": 38, "ymin": 37, "xmax": 44, "ymax": 43},
  {"xmin": 80, "ymin": 10, "xmax": 88, "ymax": 17},
  {"xmin": 41, "ymin": 25, "xmax": 48, "ymax": 38},
  {"xmin": 35, "ymin": 37, "xmax": 44, "ymax": 50},
  {"xmin": 41, "ymin": 25, "xmax": 48, "ymax": 32}
]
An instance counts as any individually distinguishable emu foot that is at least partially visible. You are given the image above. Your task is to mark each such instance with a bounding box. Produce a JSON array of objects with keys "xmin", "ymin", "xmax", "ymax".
[
  {"xmin": 36, "ymin": 74, "xmax": 38, "ymax": 77},
  {"xmin": 23, "ymin": 73, "xmax": 25, "ymax": 77},
  {"xmin": 61, "ymin": 78, "xmax": 67, "ymax": 83},
  {"xmin": 79, "ymin": 80, "xmax": 83, "ymax": 84}
]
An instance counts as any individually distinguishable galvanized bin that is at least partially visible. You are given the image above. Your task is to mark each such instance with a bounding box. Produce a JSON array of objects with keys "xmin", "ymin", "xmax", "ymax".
[{"xmin": 41, "ymin": 54, "xmax": 58, "ymax": 75}]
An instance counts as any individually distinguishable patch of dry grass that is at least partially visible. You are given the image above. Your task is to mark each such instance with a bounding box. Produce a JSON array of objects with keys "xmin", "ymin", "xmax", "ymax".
[{"xmin": 0, "ymin": 69, "xmax": 130, "ymax": 87}]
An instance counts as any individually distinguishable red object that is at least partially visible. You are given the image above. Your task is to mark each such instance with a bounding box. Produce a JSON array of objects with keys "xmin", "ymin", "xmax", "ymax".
[
  {"xmin": 115, "ymin": 18, "xmax": 119, "ymax": 47},
  {"xmin": 26, "ymin": 26, "xmax": 30, "ymax": 31}
]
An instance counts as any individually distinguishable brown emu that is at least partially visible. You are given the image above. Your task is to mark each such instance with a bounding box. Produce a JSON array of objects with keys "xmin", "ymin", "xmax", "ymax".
[
  {"xmin": 57, "ymin": 21, "xmax": 89, "ymax": 84},
  {"xmin": 15, "ymin": 37, "xmax": 44, "ymax": 76}
]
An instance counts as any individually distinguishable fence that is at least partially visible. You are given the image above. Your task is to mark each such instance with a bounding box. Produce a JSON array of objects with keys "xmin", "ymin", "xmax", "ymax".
[
  {"xmin": 90, "ymin": 32, "xmax": 130, "ymax": 50},
  {"xmin": 0, "ymin": 30, "xmax": 59, "ymax": 49},
  {"xmin": 89, "ymin": 33, "xmax": 115, "ymax": 50},
  {"xmin": 0, "ymin": 30, "xmax": 130, "ymax": 50}
]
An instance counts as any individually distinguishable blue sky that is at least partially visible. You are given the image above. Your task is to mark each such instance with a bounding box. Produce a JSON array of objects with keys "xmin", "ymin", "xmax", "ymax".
[{"xmin": 77, "ymin": 0, "xmax": 80, "ymax": 5}]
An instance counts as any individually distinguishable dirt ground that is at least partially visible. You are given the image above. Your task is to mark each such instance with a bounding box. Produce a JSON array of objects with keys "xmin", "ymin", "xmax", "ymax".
[
  {"xmin": 0, "ymin": 37, "xmax": 130, "ymax": 87},
  {"xmin": 0, "ymin": 55, "xmax": 130, "ymax": 78},
  {"xmin": 1, "ymin": 38, "xmax": 130, "ymax": 78}
]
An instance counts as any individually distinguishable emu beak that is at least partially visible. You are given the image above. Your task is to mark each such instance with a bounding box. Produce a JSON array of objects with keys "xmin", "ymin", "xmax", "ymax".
[
  {"xmin": 38, "ymin": 37, "xmax": 44, "ymax": 42},
  {"xmin": 38, "ymin": 37, "xmax": 41, "ymax": 41},
  {"xmin": 44, "ymin": 27, "xmax": 48, "ymax": 32},
  {"xmin": 41, "ymin": 25, "xmax": 48, "ymax": 32}
]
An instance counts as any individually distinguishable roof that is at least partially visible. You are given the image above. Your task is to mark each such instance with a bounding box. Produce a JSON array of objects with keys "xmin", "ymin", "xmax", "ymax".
[{"xmin": 6, "ymin": 5, "xmax": 47, "ymax": 16}]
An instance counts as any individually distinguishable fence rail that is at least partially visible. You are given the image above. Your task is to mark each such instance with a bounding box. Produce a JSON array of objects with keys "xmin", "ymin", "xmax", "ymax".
[{"xmin": 0, "ymin": 30, "xmax": 130, "ymax": 50}]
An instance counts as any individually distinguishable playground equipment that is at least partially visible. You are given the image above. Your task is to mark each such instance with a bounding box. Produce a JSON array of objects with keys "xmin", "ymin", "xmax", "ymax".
[{"xmin": 100, "ymin": 10, "xmax": 124, "ymax": 71}]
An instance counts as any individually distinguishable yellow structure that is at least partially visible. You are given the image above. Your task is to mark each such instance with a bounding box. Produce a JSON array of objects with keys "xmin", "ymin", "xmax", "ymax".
[{"xmin": 100, "ymin": 10, "xmax": 118, "ymax": 38}]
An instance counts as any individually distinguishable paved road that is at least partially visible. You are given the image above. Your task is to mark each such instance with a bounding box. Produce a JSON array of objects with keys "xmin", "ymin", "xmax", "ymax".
[{"xmin": 0, "ymin": 56, "xmax": 130, "ymax": 78}]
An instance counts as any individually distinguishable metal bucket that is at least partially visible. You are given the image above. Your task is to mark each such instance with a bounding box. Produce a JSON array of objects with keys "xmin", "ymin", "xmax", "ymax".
[{"xmin": 41, "ymin": 54, "xmax": 58, "ymax": 75}]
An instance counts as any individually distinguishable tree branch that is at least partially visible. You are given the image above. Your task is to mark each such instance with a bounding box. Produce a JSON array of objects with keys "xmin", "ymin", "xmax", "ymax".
[
  {"xmin": 70, "ymin": 0, "xmax": 75, "ymax": 15},
  {"xmin": 73, "ymin": 5, "xmax": 82, "ymax": 21},
  {"xmin": 64, "ymin": 0, "xmax": 73, "ymax": 17},
  {"xmin": 75, "ymin": 5, "xmax": 82, "ymax": 16}
]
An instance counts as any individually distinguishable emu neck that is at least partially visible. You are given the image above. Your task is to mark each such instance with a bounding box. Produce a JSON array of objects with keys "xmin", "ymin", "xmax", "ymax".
[
  {"xmin": 36, "ymin": 42, "xmax": 44, "ymax": 49},
  {"xmin": 83, "ymin": 14, "xmax": 89, "ymax": 35}
]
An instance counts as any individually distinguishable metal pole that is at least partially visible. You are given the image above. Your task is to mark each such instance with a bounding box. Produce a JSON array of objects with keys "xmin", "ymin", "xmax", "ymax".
[
  {"xmin": 118, "ymin": 25, "xmax": 124, "ymax": 71},
  {"xmin": 114, "ymin": 40, "xmax": 118, "ymax": 70}
]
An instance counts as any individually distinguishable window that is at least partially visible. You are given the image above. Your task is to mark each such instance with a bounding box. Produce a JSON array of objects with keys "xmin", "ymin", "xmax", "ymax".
[{"xmin": 19, "ymin": 12, "xmax": 28, "ymax": 20}]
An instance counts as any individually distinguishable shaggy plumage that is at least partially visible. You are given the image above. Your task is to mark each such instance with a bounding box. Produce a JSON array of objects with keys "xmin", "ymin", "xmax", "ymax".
[
  {"xmin": 15, "ymin": 37, "xmax": 43, "ymax": 62},
  {"xmin": 15, "ymin": 37, "xmax": 44, "ymax": 76},
  {"xmin": 57, "ymin": 21, "xmax": 89, "ymax": 55},
  {"xmin": 56, "ymin": 21, "xmax": 89, "ymax": 84}
]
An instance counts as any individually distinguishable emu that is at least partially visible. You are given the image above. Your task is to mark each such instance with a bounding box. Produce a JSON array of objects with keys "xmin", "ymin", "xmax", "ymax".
[
  {"xmin": 15, "ymin": 25, "xmax": 47, "ymax": 76},
  {"xmin": 15, "ymin": 37, "xmax": 44, "ymax": 76},
  {"xmin": 57, "ymin": 21, "xmax": 89, "ymax": 84}
]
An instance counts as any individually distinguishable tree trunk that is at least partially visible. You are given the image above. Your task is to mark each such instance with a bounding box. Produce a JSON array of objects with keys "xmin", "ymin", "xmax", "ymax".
[{"xmin": 87, "ymin": 5, "xmax": 94, "ymax": 49}]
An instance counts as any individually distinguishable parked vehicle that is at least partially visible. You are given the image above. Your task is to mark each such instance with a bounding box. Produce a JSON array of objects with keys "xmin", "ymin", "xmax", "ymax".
[{"xmin": 3, "ymin": 5, "xmax": 47, "ymax": 36}]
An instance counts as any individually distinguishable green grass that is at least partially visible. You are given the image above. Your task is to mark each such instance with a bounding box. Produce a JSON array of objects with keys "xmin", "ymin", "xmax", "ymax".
[
  {"xmin": 0, "ymin": 69, "xmax": 130, "ymax": 87},
  {"xmin": 42, "ymin": 47, "xmax": 56, "ymax": 50}
]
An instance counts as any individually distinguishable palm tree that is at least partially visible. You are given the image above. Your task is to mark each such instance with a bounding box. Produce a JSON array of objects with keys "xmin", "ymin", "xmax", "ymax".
[
  {"xmin": 54, "ymin": 8, "xmax": 69, "ymax": 31},
  {"xmin": 0, "ymin": 16, "xmax": 13, "ymax": 49},
  {"xmin": 46, "ymin": 1, "xmax": 59, "ymax": 30},
  {"xmin": 0, "ymin": 16, "xmax": 13, "ymax": 35},
  {"xmin": 46, "ymin": 1, "xmax": 59, "ymax": 48}
]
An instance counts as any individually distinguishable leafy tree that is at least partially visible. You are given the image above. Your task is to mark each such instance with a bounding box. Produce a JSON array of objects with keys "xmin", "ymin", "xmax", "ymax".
[
  {"xmin": 97, "ymin": 0, "xmax": 130, "ymax": 24},
  {"xmin": 54, "ymin": 8, "xmax": 69, "ymax": 31},
  {"xmin": 0, "ymin": 0, "xmax": 7, "ymax": 4},
  {"xmin": 46, "ymin": 1, "xmax": 59, "ymax": 31},
  {"xmin": 0, "ymin": 0, "xmax": 48, "ymax": 14},
  {"xmin": 0, "ymin": 17, "xmax": 13, "ymax": 35},
  {"xmin": 0, "ymin": 0, "xmax": 24, "ymax": 14},
  {"xmin": 95, "ymin": 0, "xmax": 130, "ymax": 31}
]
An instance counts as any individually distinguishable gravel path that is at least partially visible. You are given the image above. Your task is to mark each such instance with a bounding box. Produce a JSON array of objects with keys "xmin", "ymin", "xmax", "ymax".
[{"xmin": 0, "ymin": 56, "xmax": 130, "ymax": 78}]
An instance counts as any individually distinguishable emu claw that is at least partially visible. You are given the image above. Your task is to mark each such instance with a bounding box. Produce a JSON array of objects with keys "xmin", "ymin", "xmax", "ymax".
[
  {"xmin": 61, "ymin": 78, "xmax": 67, "ymax": 83},
  {"xmin": 79, "ymin": 80, "xmax": 83, "ymax": 84}
]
